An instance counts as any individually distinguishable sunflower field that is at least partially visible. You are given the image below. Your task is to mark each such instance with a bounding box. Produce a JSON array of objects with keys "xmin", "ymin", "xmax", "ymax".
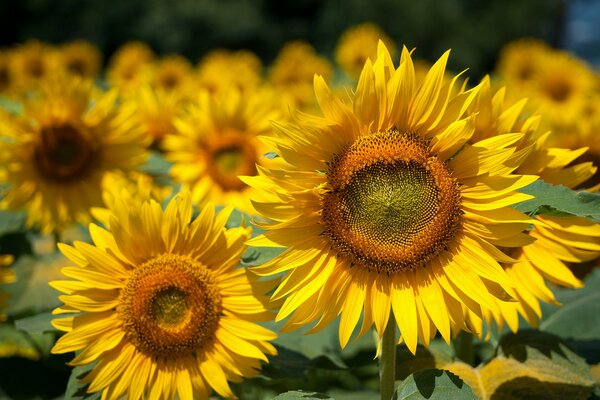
[{"xmin": 1, "ymin": 2, "xmax": 600, "ymax": 399}]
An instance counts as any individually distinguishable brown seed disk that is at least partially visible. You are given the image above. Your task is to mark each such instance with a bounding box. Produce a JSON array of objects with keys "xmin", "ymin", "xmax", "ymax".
[
  {"xmin": 120, "ymin": 254, "xmax": 222, "ymax": 360},
  {"xmin": 322, "ymin": 130, "xmax": 462, "ymax": 274}
]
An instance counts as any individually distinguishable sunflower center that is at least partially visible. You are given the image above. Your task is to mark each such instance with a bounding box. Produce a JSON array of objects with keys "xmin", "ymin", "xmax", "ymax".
[
  {"xmin": 120, "ymin": 254, "xmax": 222, "ymax": 360},
  {"xmin": 543, "ymin": 78, "xmax": 572, "ymax": 102},
  {"xmin": 323, "ymin": 130, "xmax": 462, "ymax": 274},
  {"xmin": 34, "ymin": 124, "xmax": 95, "ymax": 182},
  {"xmin": 159, "ymin": 72, "xmax": 180, "ymax": 90},
  {"xmin": 203, "ymin": 131, "xmax": 258, "ymax": 192},
  {"xmin": 66, "ymin": 59, "xmax": 86, "ymax": 76}
]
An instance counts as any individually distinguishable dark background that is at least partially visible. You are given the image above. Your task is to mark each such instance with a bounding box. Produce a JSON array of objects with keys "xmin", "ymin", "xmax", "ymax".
[{"xmin": 0, "ymin": 0, "xmax": 598, "ymax": 78}]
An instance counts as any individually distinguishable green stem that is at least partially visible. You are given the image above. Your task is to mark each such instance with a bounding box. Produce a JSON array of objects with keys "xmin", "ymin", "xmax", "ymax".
[
  {"xmin": 379, "ymin": 315, "xmax": 396, "ymax": 400},
  {"xmin": 455, "ymin": 331, "xmax": 474, "ymax": 365}
]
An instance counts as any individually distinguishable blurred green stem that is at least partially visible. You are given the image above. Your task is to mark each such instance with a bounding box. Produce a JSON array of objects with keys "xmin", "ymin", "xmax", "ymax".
[
  {"xmin": 455, "ymin": 331, "xmax": 474, "ymax": 365},
  {"xmin": 379, "ymin": 315, "xmax": 396, "ymax": 400}
]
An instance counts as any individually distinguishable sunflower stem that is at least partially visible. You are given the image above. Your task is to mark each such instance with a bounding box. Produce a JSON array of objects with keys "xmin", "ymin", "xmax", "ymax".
[
  {"xmin": 379, "ymin": 316, "xmax": 396, "ymax": 400},
  {"xmin": 454, "ymin": 331, "xmax": 474, "ymax": 365}
]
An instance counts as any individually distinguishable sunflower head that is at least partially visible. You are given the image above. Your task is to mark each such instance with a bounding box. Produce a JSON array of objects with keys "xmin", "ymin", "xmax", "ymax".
[
  {"xmin": 152, "ymin": 55, "xmax": 194, "ymax": 96},
  {"xmin": 0, "ymin": 50, "xmax": 15, "ymax": 93},
  {"xmin": 58, "ymin": 40, "xmax": 102, "ymax": 79},
  {"xmin": 164, "ymin": 87, "xmax": 282, "ymax": 213},
  {"xmin": 107, "ymin": 41, "xmax": 155, "ymax": 91},
  {"xmin": 10, "ymin": 40, "xmax": 57, "ymax": 90},
  {"xmin": 496, "ymin": 38, "xmax": 551, "ymax": 87},
  {"xmin": 245, "ymin": 42, "xmax": 540, "ymax": 353},
  {"xmin": 335, "ymin": 22, "xmax": 396, "ymax": 79},
  {"xmin": 269, "ymin": 40, "xmax": 332, "ymax": 110},
  {"xmin": 196, "ymin": 49, "xmax": 263, "ymax": 95},
  {"xmin": 51, "ymin": 190, "xmax": 277, "ymax": 400},
  {"xmin": 0, "ymin": 76, "xmax": 149, "ymax": 233}
]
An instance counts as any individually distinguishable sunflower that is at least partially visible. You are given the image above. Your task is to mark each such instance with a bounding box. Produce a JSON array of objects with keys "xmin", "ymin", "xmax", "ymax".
[
  {"xmin": 495, "ymin": 38, "xmax": 550, "ymax": 90},
  {"xmin": 196, "ymin": 49, "xmax": 262, "ymax": 95},
  {"xmin": 335, "ymin": 22, "xmax": 396, "ymax": 79},
  {"xmin": 152, "ymin": 55, "xmax": 195, "ymax": 97},
  {"xmin": 0, "ymin": 77, "xmax": 149, "ymax": 233},
  {"xmin": 51, "ymin": 190, "xmax": 277, "ymax": 400},
  {"xmin": 124, "ymin": 86, "xmax": 182, "ymax": 146},
  {"xmin": 107, "ymin": 41, "xmax": 155, "ymax": 91},
  {"xmin": 467, "ymin": 75, "xmax": 599, "ymax": 330},
  {"xmin": 57, "ymin": 40, "xmax": 102, "ymax": 80},
  {"xmin": 163, "ymin": 88, "xmax": 282, "ymax": 214},
  {"xmin": 244, "ymin": 42, "xmax": 538, "ymax": 353},
  {"xmin": 10, "ymin": 40, "xmax": 57, "ymax": 91},
  {"xmin": 268, "ymin": 40, "xmax": 332, "ymax": 110}
]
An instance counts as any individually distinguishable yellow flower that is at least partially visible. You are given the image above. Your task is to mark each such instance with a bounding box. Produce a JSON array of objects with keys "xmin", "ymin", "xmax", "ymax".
[
  {"xmin": 496, "ymin": 38, "xmax": 551, "ymax": 89},
  {"xmin": 124, "ymin": 85, "xmax": 182, "ymax": 146},
  {"xmin": 152, "ymin": 55, "xmax": 195, "ymax": 97},
  {"xmin": 107, "ymin": 41, "xmax": 155, "ymax": 91},
  {"xmin": 269, "ymin": 40, "xmax": 332, "ymax": 110},
  {"xmin": 467, "ymin": 75, "xmax": 599, "ymax": 330},
  {"xmin": 0, "ymin": 77, "xmax": 149, "ymax": 233},
  {"xmin": 196, "ymin": 49, "xmax": 262, "ymax": 95},
  {"xmin": 57, "ymin": 40, "xmax": 102, "ymax": 80},
  {"xmin": 244, "ymin": 42, "xmax": 537, "ymax": 353},
  {"xmin": 10, "ymin": 40, "xmax": 57, "ymax": 90},
  {"xmin": 335, "ymin": 22, "xmax": 396, "ymax": 79},
  {"xmin": 163, "ymin": 88, "xmax": 282, "ymax": 213},
  {"xmin": 51, "ymin": 191, "xmax": 277, "ymax": 400}
]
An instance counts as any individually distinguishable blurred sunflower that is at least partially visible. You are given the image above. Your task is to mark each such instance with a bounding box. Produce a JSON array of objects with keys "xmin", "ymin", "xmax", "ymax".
[
  {"xmin": 124, "ymin": 86, "xmax": 182, "ymax": 147},
  {"xmin": 196, "ymin": 49, "xmax": 263, "ymax": 95},
  {"xmin": 496, "ymin": 38, "xmax": 550, "ymax": 90},
  {"xmin": 244, "ymin": 43, "xmax": 538, "ymax": 353},
  {"xmin": 152, "ymin": 55, "xmax": 195, "ymax": 97},
  {"xmin": 335, "ymin": 22, "xmax": 396, "ymax": 79},
  {"xmin": 467, "ymin": 75, "xmax": 599, "ymax": 330},
  {"xmin": 51, "ymin": 191, "xmax": 277, "ymax": 400},
  {"xmin": 107, "ymin": 41, "xmax": 155, "ymax": 91},
  {"xmin": 163, "ymin": 88, "xmax": 281, "ymax": 214},
  {"xmin": 528, "ymin": 50, "xmax": 597, "ymax": 126},
  {"xmin": 0, "ymin": 77, "xmax": 149, "ymax": 233},
  {"xmin": 57, "ymin": 40, "xmax": 102, "ymax": 80},
  {"xmin": 10, "ymin": 40, "xmax": 56, "ymax": 90},
  {"xmin": 269, "ymin": 40, "xmax": 332, "ymax": 110}
]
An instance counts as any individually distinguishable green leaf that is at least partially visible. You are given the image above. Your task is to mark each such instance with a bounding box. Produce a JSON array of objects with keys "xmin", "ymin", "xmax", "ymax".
[
  {"xmin": 0, "ymin": 96, "xmax": 22, "ymax": 114},
  {"xmin": 395, "ymin": 369, "xmax": 476, "ymax": 400},
  {"xmin": 446, "ymin": 330, "xmax": 595, "ymax": 400},
  {"xmin": 272, "ymin": 391, "xmax": 333, "ymax": 399},
  {"xmin": 0, "ymin": 323, "xmax": 54, "ymax": 360},
  {"xmin": 515, "ymin": 181, "xmax": 600, "ymax": 222},
  {"xmin": 138, "ymin": 150, "xmax": 172, "ymax": 176},
  {"xmin": 0, "ymin": 210, "xmax": 26, "ymax": 236},
  {"xmin": 540, "ymin": 269, "xmax": 600, "ymax": 340},
  {"xmin": 261, "ymin": 345, "xmax": 346, "ymax": 381},
  {"xmin": 65, "ymin": 364, "xmax": 100, "ymax": 400},
  {"xmin": 395, "ymin": 341, "xmax": 454, "ymax": 380},
  {"xmin": 15, "ymin": 312, "xmax": 55, "ymax": 335}
]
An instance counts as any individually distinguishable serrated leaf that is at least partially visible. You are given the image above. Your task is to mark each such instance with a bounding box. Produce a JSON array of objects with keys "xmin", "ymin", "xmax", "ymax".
[
  {"xmin": 445, "ymin": 330, "xmax": 595, "ymax": 400},
  {"xmin": 395, "ymin": 369, "xmax": 476, "ymax": 400},
  {"xmin": 272, "ymin": 390, "xmax": 333, "ymax": 399},
  {"xmin": 515, "ymin": 181, "xmax": 600, "ymax": 221},
  {"xmin": 538, "ymin": 269, "xmax": 600, "ymax": 341}
]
